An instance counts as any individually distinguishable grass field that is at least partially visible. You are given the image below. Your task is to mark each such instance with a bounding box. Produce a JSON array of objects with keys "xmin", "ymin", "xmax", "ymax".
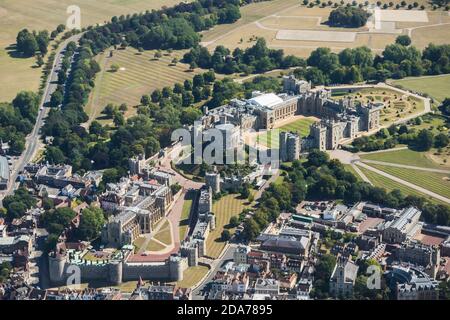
[
  {"xmin": 0, "ymin": 0, "xmax": 184, "ymax": 102},
  {"xmin": 153, "ymin": 221, "xmax": 172, "ymax": 246},
  {"xmin": 201, "ymin": 2, "xmax": 449, "ymax": 58},
  {"xmin": 369, "ymin": 164, "xmax": 450, "ymax": 199},
  {"xmin": 257, "ymin": 117, "xmax": 317, "ymax": 147},
  {"xmin": 357, "ymin": 165, "xmax": 448, "ymax": 206},
  {"xmin": 145, "ymin": 239, "xmax": 166, "ymax": 252},
  {"xmin": 86, "ymin": 47, "xmax": 204, "ymax": 125},
  {"xmin": 179, "ymin": 192, "xmax": 194, "ymax": 241},
  {"xmin": 172, "ymin": 265, "xmax": 209, "ymax": 289},
  {"xmin": 206, "ymin": 193, "xmax": 255, "ymax": 259},
  {"xmin": 360, "ymin": 148, "xmax": 445, "ymax": 170},
  {"xmin": 392, "ymin": 74, "xmax": 450, "ymax": 103}
]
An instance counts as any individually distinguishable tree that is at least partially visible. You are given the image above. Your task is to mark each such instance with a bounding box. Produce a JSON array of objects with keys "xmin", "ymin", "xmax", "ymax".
[
  {"xmin": 180, "ymin": 107, "xmax": 202, "ymax": 125},
  {"xmin": 110, "ymin": 63, "xmax": 120, "ymax": 72},
  {"xmin": 396, "ymin": 35, "xmax": 412, "ymax": 46},
  {"xmin": 240, "ymin": 183, "xmax": 251, "ymax": 199},
  {"xmin": 221, "ymin": 229, "xmax": 231, "ymax": 241},
  {"xmin": 434, "ymin": 133, "xmax": 449, "ymax": 148},
  {"xmin": 229, "ymin": 216, "xmax": 240, "ymax": 228},
  {"xmin": 328, "ymin": 7, "xmax": 370, "ymax": 28},
  {"xmin": 76, "ymin": 206, "xmax": 106, "ymax": 241},
  {"xmin": 242, "ymin": 218, "xmax": 261, "ymax": 241},
  {"xmin": 36, "ymin": 55, "xmax": 45, "ymax": 67},
  {"xmin": 16, "ymin": 29, "xmax": 38, "ymax": 57},
  {"xmin": 119, "ymin": 103, "xmax": 128, "ymax": 113},
  {"xmin": 416, "ymin": 129, "xmax": 434, "ymax": 151},
  {"xmin": 307, "ymin": 149, "xmax": 330, "ymax": 167}
]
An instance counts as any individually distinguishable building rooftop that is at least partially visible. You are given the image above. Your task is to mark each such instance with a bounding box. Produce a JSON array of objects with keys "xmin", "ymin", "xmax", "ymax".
[
  {"xmin": 0, "ymin": 156, "xmax": 9, "ymax": 181},
  {"xmin": 248, "ymin": 93, "xmax": 284, "ymax": 109}
]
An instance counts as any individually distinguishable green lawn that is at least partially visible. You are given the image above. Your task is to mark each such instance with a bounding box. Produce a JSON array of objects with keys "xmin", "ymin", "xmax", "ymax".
[
  {"xmin": 279, "ymin": 117, "xmax": 317, "ymax": 136},
  {"xmin": 179, "ymin": 192, "xmax": 194, "ymax": 241},
  {"xmin": 392, "ymin": 74, "xmax": 450, "ymax": 103},
  {"xmin": 153, "ymin": 221, "xmax": 172, "ymax": 246},
  {"xmin": 258, "ymin": 117, "xmax": 317, "ymax": 147},
  {"xmin": 86, "ymin": 46, "xmax": 204, "ymax": 125},
  {"xmin": 171, "ymin": 265, "xmax": 209, "ymax": 289},
  {"xmin": 145, "ymin": 239, "xmax": 166, "ymax": 252},
  {"xmin": 0, "ymin": 0, "xmax": 183, "ymax": 102},
  {"xmin": 357, "ymin": 165, "xmax": 448, "ymax": 206},
  {"xmin": 207, "ymin": 193, "xmax": 255, "ymax": 259},
  {"xmin": 360, "ymin": 149, "xmax": 444, "ymax": 170},
  {"xmin": 369, "ymin": 164, "xmax": 450, "ymax": 199},
  {"xmin": 133, "ymin": 236, "xmax": 146, "ymax": 253}
]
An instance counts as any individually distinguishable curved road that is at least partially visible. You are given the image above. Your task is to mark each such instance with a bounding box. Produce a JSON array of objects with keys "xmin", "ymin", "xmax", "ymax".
[{"xmin": 1, "ymin": 33, "xmax": 83, "ymax": 199}]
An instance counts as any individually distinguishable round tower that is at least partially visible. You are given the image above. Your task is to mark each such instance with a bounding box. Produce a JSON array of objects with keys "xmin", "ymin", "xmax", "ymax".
[
  {"xmin": 108, "ymin": 261, "xmax": 123, "ymax": 285},
  {"xmin": 48, "ymin": 253, "xmax": 67, "ymax": 285},
  {"xmin": 169, "ymin": 255, "xmax": 184, "ymax": 282}
]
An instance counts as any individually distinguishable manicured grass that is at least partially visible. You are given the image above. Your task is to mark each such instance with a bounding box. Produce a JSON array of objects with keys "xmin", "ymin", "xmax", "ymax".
[
  {"xmin": 207, "ymin": 193, "xmax": 254, "ymax": 259},
  {"xmin": 145, "ymin": 239, "xmax": 166, "ymax": 252},
  {"xmin": 369, "ymin": 164, "xmax": 450, "ymax": 199},
  {"xmin": 392, "ymin": 74, "xmax": 450, "ymax": 103},
  {"xmin": 133, "ymin": 236, "xmax": 146, "ymax": 253},
  {"xmin": 153, "ymin": 221, "xmax": 172, "ymax": 246},
  {"xmin": 86, "ymin": 47, "xmax": 204, "ymax": 125},
  {"xmin": 171, "ymin": 265, "xmax": 209, "ymax": 289},
  {"xmin": 179, "ymin": 192, "xmax": 194, "ymax": 241},
  {"xmin": 0, "ymin": 0, "xmax": 183, "ymax": 102},
  {"xmin": 361, "ymin": 148, "xmax": 443, "ymax": 170},
  {"xmin": 343, "ymin": 164, "xmax": 363, "ymax": 182},
  {"xmin": 279, "ymin": 117, "xmax": 317, "ymax": 136},
  {"xmin": 257, "ymin": 117, "xmax": 317, "ymax": 147},
  {"xmin": 357, "ymin": 165, "xmax": 448, "ymax": 206}
]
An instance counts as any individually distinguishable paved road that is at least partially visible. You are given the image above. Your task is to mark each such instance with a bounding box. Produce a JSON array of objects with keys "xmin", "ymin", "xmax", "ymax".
[
  {"xmin": 350, "ymin": 163, "xmax": 372, "ymax": 185},
  {"xmin": 361, "ymin": 159, "xmax": 450, "ymax": 174},
  {"xmin": 192, "ymin": 243, "xmax": 237, "ymax": 300},
  {"xmin": 1, "ymin": 33, "xmax": 83, "ymax": 200},
  {"xmin": 355, "ymin": 161, "xmax": 450, "ymax": 204}
]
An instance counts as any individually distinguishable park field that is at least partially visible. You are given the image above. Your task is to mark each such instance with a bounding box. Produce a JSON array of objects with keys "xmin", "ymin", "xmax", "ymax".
[
  {"xmin": 360, "ymin": 148, "xmax": 447, "ymax": 170},
  {"xmin": 86, "ymin": 47, "xmax": 205, "ymax": 125},
  {"xmin": 392, "ymin": 74, "xmax": 450, "ymax": 103},
  {"xmin": 369, "ymin": 164, "xmax": 450, "ymax": 199},
  {"xmin": 0, "ymin": 0, "xmax": 184, "ymax": 102},
  {"xmin": 257, "ymin": 117, "xmax": 318, "ymax": 148},
  {"xmin": 206, "ymin": 193, "xmax": 255, "ymax": 259},
  {"xmin": 201, "ymin": 1, "xmax": 449, "ymax": 58},
  {"xmin": 357, "ymin": 165, "xmax": 448, "ymax": 206}
]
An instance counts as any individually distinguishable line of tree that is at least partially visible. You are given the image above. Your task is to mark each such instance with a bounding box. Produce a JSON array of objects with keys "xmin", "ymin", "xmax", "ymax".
[
  {"xmin": 241, "ymin": 150, "xmax": 450, "ymax": 242},
  {"xmin": 183, "ymin": 38, "xmax": 306, "ymax": 75},
  {"xmin": 291, "ymin": 39, "xmax": 450, "ymax": 85}
]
